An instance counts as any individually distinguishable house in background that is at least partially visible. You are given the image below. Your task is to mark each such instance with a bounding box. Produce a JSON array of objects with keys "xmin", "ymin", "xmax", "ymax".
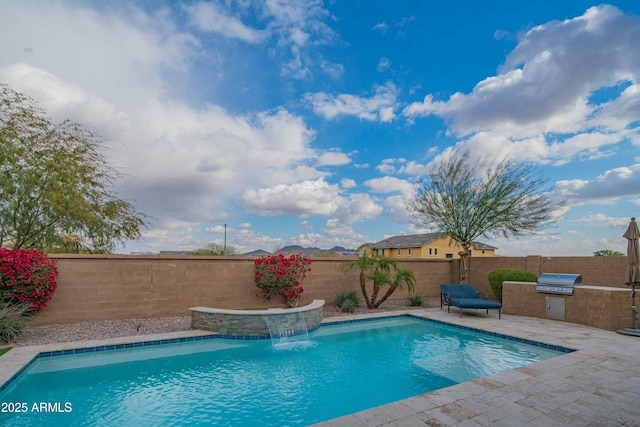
[{"xmin": 359, "ymin": 232, "xmax": 497, "ymax": 259}]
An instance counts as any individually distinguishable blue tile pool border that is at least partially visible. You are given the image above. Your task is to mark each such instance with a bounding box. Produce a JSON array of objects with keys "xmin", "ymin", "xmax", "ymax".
[{"xmin": 0, "ymin": 314, "xmax": 574, "ymax": 393}]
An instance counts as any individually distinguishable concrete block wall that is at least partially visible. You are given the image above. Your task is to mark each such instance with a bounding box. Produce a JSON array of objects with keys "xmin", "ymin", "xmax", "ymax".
[
  {"xmin": 32, "ymin": 254, "xmax": 631, "ymax": 325},
  {"xmin": 35, "ymin": 255, "xmax": 454, "ymax": 324},
  {"xmin": 469, "ymin": 255, "xmax": 629, "ymax": 294}
]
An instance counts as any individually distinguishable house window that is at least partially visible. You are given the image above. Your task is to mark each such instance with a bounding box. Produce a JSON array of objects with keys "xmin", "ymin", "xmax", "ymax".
[
  {"xmin": 377, "ymin": 249, "xmax": 383, "ymax": 256},
  {"xmin": 446, "ymin": 253, "xmax": 453, "ymax": 259},
  {"xmin": 408, "ymin": 248, "xmax": 412, "ymax": 256},
  {"xmin": 429, "ymin": 248, "xmax": 432, "ymax": 255},
  {"xmin": 482, "ymin": 250, "xmax": 485, "ymax": 254},
  {"xmin": 434, "ymin": 248, "xmax": 438, "ymax": 255},
  {"xmin": 469, "ymin": 250, "xmax": 473, "ymax": 257},
  {"xmin": 397, "ymin": 249, "xmax": 401, "ymax": 256}
]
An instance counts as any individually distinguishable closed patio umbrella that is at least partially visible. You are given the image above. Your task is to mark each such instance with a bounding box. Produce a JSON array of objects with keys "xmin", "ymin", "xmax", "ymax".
[
  {"xmin": 624, "ymin": 217, "xmax": 640, "ymax": 287},
  {"xmin": 618, "ymin": 217, "xmax": 640, "ymax": 336}
]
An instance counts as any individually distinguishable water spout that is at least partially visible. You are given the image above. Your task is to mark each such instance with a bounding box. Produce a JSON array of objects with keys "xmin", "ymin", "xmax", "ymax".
[{"xmin": 263, "ymin": 311, "xmax": 316, "ymax": 350}]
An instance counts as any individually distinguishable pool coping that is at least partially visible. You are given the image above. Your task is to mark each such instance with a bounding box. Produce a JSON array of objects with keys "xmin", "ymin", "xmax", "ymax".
[{"xmin": 2, "ymin": 308, "xmax": 639, "ymax": 425}]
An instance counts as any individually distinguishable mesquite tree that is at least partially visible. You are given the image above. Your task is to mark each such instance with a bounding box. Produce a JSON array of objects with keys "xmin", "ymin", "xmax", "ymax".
[
  {"xmin": 408, "ymin": 149, "xmax": 564, "ymax": 282},
  {"xmin": 0, "ymin": 84, "xmax": 147, "ymax": 253}
]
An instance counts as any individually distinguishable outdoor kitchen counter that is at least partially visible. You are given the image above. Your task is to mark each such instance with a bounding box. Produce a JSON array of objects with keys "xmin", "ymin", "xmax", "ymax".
[{"xmin": 503, "ymin": 281, "xmax": 632, "ymax": 331}]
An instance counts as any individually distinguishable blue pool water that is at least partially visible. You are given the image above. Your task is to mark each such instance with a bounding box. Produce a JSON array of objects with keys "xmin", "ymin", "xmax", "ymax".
[{"xmin": 0, "ymin": 316, "xmax": 569, "ymax": 426}]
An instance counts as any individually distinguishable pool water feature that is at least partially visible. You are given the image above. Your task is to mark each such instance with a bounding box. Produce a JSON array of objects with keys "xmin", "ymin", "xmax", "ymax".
[
  {"xmin": 263, "ymin": 311, "xmax": 311, "ymax": 346},
  {"xmin": 0, "ymin": 316, "xmax": 570, "ymax": 426}
]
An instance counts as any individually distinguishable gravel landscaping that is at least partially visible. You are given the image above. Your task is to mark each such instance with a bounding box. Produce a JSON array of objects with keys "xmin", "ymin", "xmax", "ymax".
[{"xmin": 9, "ymin": 298, "xmax": 440, "ymax": 347}]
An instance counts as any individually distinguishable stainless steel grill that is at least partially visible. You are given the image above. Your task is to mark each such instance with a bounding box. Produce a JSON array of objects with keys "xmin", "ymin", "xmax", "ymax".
[{"xmin": 536, "ymin": 273, "xmax": 583, "ymax": 295}]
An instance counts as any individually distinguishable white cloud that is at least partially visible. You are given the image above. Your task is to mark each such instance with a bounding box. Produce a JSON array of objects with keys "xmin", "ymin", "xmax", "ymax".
[
  {"xmin": 231, "ymin": 227, "xmax": 286, "ymax": 252},
  {"xmin": 575, "ymin": 214, "xmax": 631, "ymax": 229},
  {"xmin": 372, "ymin": 22, "xmax": 389, "ymax": 34},
  {"xmin": 315, "ymin": 150, "xmax": 351, "ymax": 166},
  {"xmin": 375, "ymin": 158, "xmax": 427, "ymax": 176},
  {"xmin": 240, "ymin": 177, "xmax": 384, "ymax": 224},
  {"xmin": 377, "ymin": 57, "xmax": 391, "ymax": 72},
  {"xmin": 0, "ymin": 63, "xmax": 130, "ymax": 137},
  {"xmin": 321, "ymin": 219, "xmax": 371, "ymax": 247},
  {"xmin": 365, "ymin": 176, "xmax": 414, "ymax": 198},
  {"xmin": 338, "ymin": 193, "xmax": 383, "ymax": 223},
  {"xmin": 402, "ymin": 5, "xmax": 640, "ymax": 164},
  {"xmin": 185, "ymin": 2, "xmax": 265, "ymax": 43},
  {"xmin": 305, "ymin": 81, "xmax": 399, "ymax": 122},
  {"xmin": 375, "ymin": 158, "xmax": 399, "ymax": 174},
  {"xmin": 553, "ymin": 164, "xmax": 640, "ymax": 205},
  {"xmin": 240, "ymin": 178, "xmax": 342, "ymax": 216},
  {"xmin": 0, "ymin": 2, "xmax": 198, "ymax": 109},
  {"xmin": 262, "ymin": 0, "xmax": 341, "ymax": 79},
  {"xmin": 593, "ymin": 84, "xmax": 640, "ymax": 136},
  {"xmin": 340, "ymin": 178, "xmax": 357, "ymax": 189},
  {"xmin": 205, "ymin": 225, "xmax": 228, "ymax": 234},
  {"xmin": 397, "ymin": 160, "xmax": 428, "ymax": 176},
  {"xmin": 383, "ymin": 194, "xmax": 413, "ymax": 224}
]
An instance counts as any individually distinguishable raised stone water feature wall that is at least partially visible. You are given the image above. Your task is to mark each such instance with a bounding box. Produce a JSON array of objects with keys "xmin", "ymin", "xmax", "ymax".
[{"xmin": 189, "ymin": 300, "xmax": 325, "ymax": 337}]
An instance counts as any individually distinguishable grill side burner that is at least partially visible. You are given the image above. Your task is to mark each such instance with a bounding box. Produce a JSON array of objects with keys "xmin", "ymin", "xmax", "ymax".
[{"xmin": 536, "ymin": 273, "xmax": 583, "ymax": 295}]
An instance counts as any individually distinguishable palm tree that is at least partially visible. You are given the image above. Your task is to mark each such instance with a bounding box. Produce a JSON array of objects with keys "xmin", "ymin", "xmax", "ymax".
[
  {"xmin": 343, "ymin": 254, "xmax": 416, "ymax": 309},
  {"xmin": 342, "ymin": 252, "xmax": 376, "ymax": 304},
  {"xmin": 373, "ymin": 267, "xmax": 416, "ymax": 308}
]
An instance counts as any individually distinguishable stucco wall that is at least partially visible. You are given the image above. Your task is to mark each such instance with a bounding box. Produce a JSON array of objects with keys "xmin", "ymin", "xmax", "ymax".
[{"xmin": 503, "ymin": 281, "xmax": 632, "ymax": 331}]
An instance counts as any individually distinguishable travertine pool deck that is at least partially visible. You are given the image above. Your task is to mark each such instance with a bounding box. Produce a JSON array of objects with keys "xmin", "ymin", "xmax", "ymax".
[{"xmin": 1, "ymin": 308, "xmax": 639, "ymax": 426}]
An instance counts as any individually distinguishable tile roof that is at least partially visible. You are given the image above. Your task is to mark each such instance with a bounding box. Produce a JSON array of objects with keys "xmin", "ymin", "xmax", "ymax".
[{"xmin": 365, "ymin": 233, "xmax": 497, "ymax": 250}]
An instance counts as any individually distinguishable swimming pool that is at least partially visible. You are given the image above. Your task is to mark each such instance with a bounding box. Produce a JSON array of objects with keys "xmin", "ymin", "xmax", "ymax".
[{"xmin": 0, "ymin": 316, "xmax": 571, "ymax": 426}]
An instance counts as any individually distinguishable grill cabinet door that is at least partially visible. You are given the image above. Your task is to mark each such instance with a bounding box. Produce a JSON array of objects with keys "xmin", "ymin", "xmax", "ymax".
[{"xmin": 546, "ymin": 297, "xmax": 565, "ymax": 320}]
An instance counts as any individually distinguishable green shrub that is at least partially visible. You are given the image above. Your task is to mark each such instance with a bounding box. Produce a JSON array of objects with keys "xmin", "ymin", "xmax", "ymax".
[
  {"xmin": 488, "ymin": 268, "xmax": 538, "ymax": 302},
  {"xmin": 407, "ymin": 294, "xmax": 424, "ymax": 307},
  {"xmin": 0, "ymin": 303, "xmax": 31, "ymax": 343},
  {"xmin": 334, "ymin": 290, "xmax": 360, "ymax": 313},
  {"xmin": 339, "ymin": 299, "xmax": 357, "ymax": 313}
]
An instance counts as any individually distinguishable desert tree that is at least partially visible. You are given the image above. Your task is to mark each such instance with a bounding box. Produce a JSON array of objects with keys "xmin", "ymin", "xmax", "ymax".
[
  {"xmin": 192, "ymin": 243, "xmax": 238, "ymax": 255},
  {"xmin": 0, "ymin": 84, "xmax": 147, "ymax": 253},
  {"xmin": 593, "ymin": 249, "xmax": 624, "ymax": 256},
  {"xmin": 408, "ymin": 149, "xmax": 564, "ymax": 282}
]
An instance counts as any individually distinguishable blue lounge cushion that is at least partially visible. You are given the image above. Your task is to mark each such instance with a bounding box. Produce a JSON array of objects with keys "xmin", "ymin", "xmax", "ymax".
[
  {"xmin": 440, "ymin": 284, "xmax": 502, "ymax": 318},
  {"xmin": 448, "ymin": 298, "xmax": 502, "ymax": 309}
]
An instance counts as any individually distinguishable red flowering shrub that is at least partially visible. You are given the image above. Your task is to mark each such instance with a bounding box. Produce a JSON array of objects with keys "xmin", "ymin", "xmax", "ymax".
[
  {"xmin": 0, "ymin": 248, "xmax": 58, "ymax": 313},
  {"xmin": 254, "ymin": 253, "xmax": 312, "ymax": 308}
]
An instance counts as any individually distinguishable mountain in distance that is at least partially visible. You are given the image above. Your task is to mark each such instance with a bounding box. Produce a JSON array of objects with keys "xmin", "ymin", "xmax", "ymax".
[{"xmin": 243, "ymin": 245, "xmax": 358, "ymax": 257}]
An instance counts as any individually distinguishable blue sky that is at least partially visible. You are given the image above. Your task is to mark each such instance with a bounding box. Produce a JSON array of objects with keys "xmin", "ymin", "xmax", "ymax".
[{"xmin": 1, "ymin": 0, "xmax": 639, "ymax": 255}]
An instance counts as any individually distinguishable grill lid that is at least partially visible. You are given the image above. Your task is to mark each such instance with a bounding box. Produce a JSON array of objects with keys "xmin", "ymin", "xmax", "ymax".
[
  {"xmin": 537, "ymin": 273, "xmax": 583, "ymax": 287},
  {"xmin": 536, "ymin": 273, "xmax": 583, "ymax": 295}
]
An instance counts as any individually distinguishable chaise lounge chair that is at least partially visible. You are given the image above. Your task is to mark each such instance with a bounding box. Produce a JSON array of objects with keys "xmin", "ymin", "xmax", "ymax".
[{"xmin": 440, "ymin": 284, "xmax": 502, "ymax": 319}]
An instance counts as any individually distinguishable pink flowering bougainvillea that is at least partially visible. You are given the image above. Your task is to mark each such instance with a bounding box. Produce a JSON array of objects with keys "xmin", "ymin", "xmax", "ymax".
[
  {"xmin": 0, "ymin": 248, "xmax": 58, "ymax": 313},
  {"xmin": 254, "ymin": 253, "xmax": 312, "ymax": 308}
]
